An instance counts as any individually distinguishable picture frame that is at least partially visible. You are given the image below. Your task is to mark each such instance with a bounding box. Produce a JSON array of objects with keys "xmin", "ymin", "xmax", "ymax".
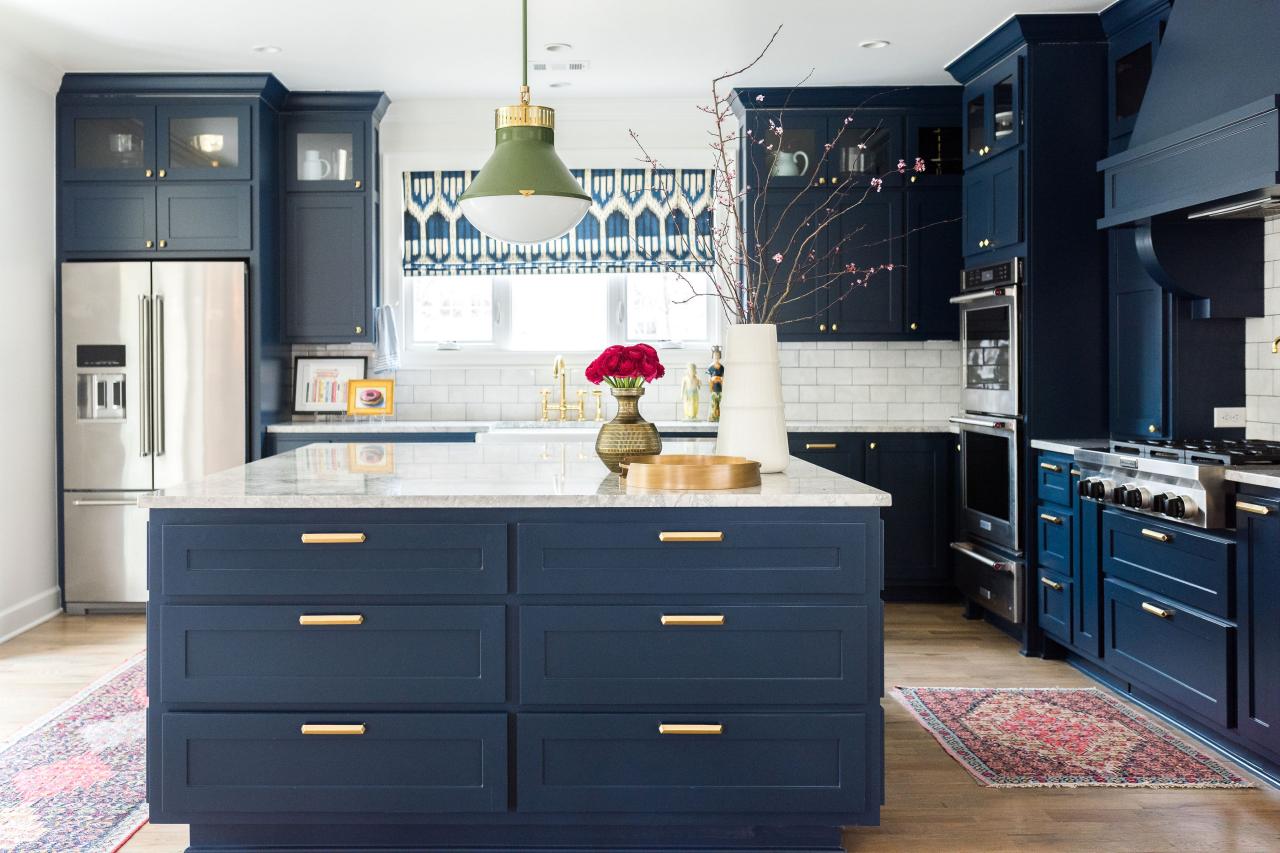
[
  {"xmin": 348, "ymin": 442, "xmax": 396, "ymax": 474},
  {"xmin": 347, "ymin": 378, "xmax": 395, "ymax": 417},
  {"xmin": 293, "ymin": 356, "xmax": 367, "ymax": 415}
]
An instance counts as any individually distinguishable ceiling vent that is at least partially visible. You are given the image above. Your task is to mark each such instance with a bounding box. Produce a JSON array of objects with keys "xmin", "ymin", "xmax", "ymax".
[{"xmin": 529, "ymin": 60, "xmax": 591, "ymax": 73}]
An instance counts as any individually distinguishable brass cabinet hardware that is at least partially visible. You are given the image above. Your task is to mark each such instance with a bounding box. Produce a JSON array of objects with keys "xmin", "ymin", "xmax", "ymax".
[
  {"xmin": 298, "ymin": 614, "xmax": 364, "ymax": 626},
  {"xmin": 910, "ymin": 322, "xmax": 919, "ymax": 331},
  {"xmin": 955, "ymin": 443, "xmax": 961, "ymax": 452},
  {"xmin": 1141, "ymin": 602, "xmax": 1173, "ymax": 619},
  {"xmin": 1039, "ymin": 462, "xmax": 1062, "ymax": 473},
  {"xmin": 300, "ymin": 723, "xmax": 366, "ymax": 736},
  {"xmin": 660, "ymin": 614, "xmax": 726, "ymax": 627},
  {"xmin": 145, "ymin": 240, "xmax": 154, "ymax": 248},
  {"xmin": 831, "ymin": 323, "xmax": 838, "ymax": 332},
  {"xmin": 910, "ymin": 175, "xmax": 917, "ymax": 183},
  {"xmin": 1273, "ymin": 336, "xmax": 1279, "ymax": 354},
  {"xmin": 158, "ymin": 239, "xmax": 167, "ymax": 248},
  {"xmin": 1237, "ymin": 500, "xmax": 1272, "ymax": 516},
  {"xmin": 354, "ymin": 325, "xmax": 363, "ymax": 335},
  {"xmin": 300, "ymin": 532, "xmax": 367, "ymax": 544},
  {"xmin": 658, "ymin": 723, "xmax": 723, "ymax": 735},
  {"xmin": 354, "ymin": 179, "xmax": 362, "ymax": 188},
  {"xmin": 158, "ymin": 168, "xmax": 166, "ymax": 178},
  {"xmin": 1040, "ymin": 513, "xmax": 1062, "ymax": 525},
  {"xmin": 1070, "ymin": 469, "xmax": 1081, "ymax": 477},
  {"xmin": 869, "ymin": 442, "xmax": 877, "ymax": 450},
  {"xmin": 818, "ymin": 323, "xmax": 827, "ymax": 332},
  {"xmin": 817, "ymin": 176, "xmax": 827, "ymax": 185},
  {"xmin": 1148, "ymin": 424, "xmax": 1158, "ymax": 433},
  {"xmin": 804, "ymin": 442, "xmax": 837, "ymax": 450},
  {"xmin": 144, "ymin": 168, "xmax": 154, "ymax": 177},
  {"xmin": 1140, "ymin": 528, "xmax": 1171, "ymax": 543},
  {"xmin": 658, "ymin": 531, "xmax": 724, "ymax": 543},
  {"xmin": 1040, "ymin": 576, "xmax": 1064, "ymax": 591}
]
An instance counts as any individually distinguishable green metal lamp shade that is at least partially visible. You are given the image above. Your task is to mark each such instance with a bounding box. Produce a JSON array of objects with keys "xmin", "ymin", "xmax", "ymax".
[{"xmin": 459, "ymin": 124, "xmax": 590, "ymax": 245}]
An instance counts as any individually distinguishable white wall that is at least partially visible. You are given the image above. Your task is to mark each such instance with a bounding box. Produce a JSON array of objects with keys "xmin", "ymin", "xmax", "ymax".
[
  {"xmin": 0, "ymin": 41, "xmax": 61, "ymax": 640},
  {"xmin": 1245, "ymin": 221, "xmax": 1280, "ymax": 439}
]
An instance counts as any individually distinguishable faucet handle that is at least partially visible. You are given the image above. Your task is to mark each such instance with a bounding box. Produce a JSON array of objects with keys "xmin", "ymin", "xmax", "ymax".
[
  {"xmin": 575, "ymin": 389, "xmax": 587, "ymax": 421},
  {"xmin": 539, "ymin": 388, "xmax": 551, "ymax": 421}
]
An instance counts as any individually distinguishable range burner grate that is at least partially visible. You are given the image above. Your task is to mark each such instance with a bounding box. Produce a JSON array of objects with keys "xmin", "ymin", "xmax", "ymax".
[{"xmin": 1110, "ymin": 438, "xmax": 1280, "ymax": 466}]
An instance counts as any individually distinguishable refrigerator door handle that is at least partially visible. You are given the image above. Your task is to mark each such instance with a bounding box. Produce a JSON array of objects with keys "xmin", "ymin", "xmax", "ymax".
[
  {"xmin": 153, "ymin": 295, "xmax": 165, "ymax": 457},
  {"xmin": 138, "ymin": 295, "xmax": 151, "ymax": 457},
  {"xmin": 71, "ymin": 498, "xmax": 141, "ymax": 507}
]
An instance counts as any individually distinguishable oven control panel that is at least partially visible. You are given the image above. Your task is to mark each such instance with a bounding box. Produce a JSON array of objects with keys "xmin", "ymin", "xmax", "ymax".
[{"xmin": 962, "ymin": 257, "xmax": 1021, "ymax": 291}]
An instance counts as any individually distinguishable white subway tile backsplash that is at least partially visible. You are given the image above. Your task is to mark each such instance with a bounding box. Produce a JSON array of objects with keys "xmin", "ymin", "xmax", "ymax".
[
  {"xmin": 905, "ymin": 349, "xmax": 942, "ymax": 368},
  {"xmin": 868, "ymin": 350, "xmax": 906, "ymax": 367},
  {"xmin": 798, "ymin": 349, "xmax": 836, "ymax": 367},
  {"xmin": 1249, "ymin": 232, "xmax": 1280, "ymax": 440}
]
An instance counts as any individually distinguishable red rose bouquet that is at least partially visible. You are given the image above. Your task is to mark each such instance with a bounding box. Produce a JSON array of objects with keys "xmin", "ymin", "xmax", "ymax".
[{"xmin": 584, "ymin": 343, "xmax": 666, "ymax": 389}]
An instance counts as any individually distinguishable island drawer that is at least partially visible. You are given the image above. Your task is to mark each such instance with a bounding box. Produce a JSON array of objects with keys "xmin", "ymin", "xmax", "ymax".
[
  {"xmin": 1102, "ymin": 511, "xmax": 1233, "ymax": 618},
  {"xmin": 158, "ymin": 712, "xmax": 507, "ymax": 816},
  {"xmin": 516, "ymin": 521, "xmax": 876, "ymax": 594},
  {"xmin": 154, "ymin": 605, "xmax": 505, "ymax": 705},
  {"xmin": 519, "ymin": 605, "xmax": 872, "ymax": 705},
  {"xmin": 154, "ymin": 521, "xmax": 507, "ymax": 596},
  {"xmin": 516, "ymin": 712, "xmax": 874, "ymax": 814},
  {"xmin": 1104, "ymin": 579, "xmax": 1235, "ymax": 727}
]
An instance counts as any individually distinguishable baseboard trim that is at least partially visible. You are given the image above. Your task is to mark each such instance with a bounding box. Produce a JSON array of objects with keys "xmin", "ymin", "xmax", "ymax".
[{"xmin": 0, "ymin": 586, "xmax": 63, "ymax": 645}]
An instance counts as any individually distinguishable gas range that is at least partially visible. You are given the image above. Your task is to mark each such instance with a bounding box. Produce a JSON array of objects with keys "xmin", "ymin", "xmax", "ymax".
[{"xmin": 1074, "ymin": 439, "xmax": 1280, "ymax": 530}]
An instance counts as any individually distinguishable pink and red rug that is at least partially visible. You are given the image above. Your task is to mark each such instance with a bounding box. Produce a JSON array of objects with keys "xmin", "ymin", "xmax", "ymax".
[
  {"xmin": 892, "ymin": 686, "xmax": 1251, "ymax": 788},
  {"xmin": 0, "ymin": 653, "xmax": 148, "ymax": 852}
]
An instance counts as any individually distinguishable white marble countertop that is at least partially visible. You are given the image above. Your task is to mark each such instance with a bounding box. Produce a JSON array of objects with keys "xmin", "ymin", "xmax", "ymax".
[
  {"xmin": 141, "ymin": 440, "xmax": 892, "ymax": 510},
  {"xmin": 1030, "ymin": 438, "xmax": 1110, "ymax": 455},
  {"xmin": 267, "ymin": 419, "xmax": 957, "ymax": 435},
  {"xmin": 1225, "ymin": 466, "xmax": 1280, "ymax": 490}
]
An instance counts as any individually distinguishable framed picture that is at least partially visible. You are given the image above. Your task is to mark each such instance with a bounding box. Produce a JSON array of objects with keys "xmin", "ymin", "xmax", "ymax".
[
  {"xmin": 293, "ymin": 356, "xmax": 367, "ymax": 415},
  {"xmin": 348, "ymin": 442, "xmax": 395, "ymax": 474},
  {"xmin": 347, "ymin": 378, "xmax": 395, "ymax": 417}
]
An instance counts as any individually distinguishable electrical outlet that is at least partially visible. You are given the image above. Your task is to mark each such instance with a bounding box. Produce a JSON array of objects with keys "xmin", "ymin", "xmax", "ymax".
[{"xmin": 1214, "ymin": 407, "xmax": 1247, "ymax": 428}]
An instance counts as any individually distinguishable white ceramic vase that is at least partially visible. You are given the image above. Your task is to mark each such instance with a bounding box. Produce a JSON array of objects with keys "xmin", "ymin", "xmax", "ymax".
[{"xmin": 715, "ymin": 323, "xmax": 789, "ymax": 473}]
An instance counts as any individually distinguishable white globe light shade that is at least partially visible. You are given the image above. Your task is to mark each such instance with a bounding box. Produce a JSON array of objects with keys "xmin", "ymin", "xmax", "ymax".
[{"xmin": 459, "ymin": 194, "xmax": 591, "ymax": 245}]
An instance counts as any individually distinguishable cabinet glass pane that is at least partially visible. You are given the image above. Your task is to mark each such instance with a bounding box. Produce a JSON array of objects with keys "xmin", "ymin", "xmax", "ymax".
[
  {"xmin": 993, "ymin": 77, "xmax": 1015, "ymax": 140},
  {"xmin": 966, "ymin": 95, "xmax": 986, "ymax": 156},
  {"xmin": 916, "ymin": 126, "xmax": 961, "ymax": 175},
  {"xmin": 75, "ymin": 118, "xmax": 146, "ymax": 171},
  {"xmin": 296, "ymin": 132, "xmax": 356, "ymax": 183},
  {"xmin": 1115, "ymin": 43, "xmax": 1154, "ymax": 119},
  {"xmin": 765, "ymin": 127, "xmax": 819, "ymax": 181},
  {"xmin": 168, "ymin": 116, "xmax": 241, "ymax": 171},
  {"xmin": 831, "ymin": 127, "xmax": 892, "ymax": 180}
]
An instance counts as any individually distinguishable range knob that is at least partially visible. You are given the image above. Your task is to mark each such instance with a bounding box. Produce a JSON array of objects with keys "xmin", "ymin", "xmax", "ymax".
[
  {"xmin": 1112, "ymin": 484, "xmax": 1133, "ymax": 505},
  {"xmin": 1078, "ymin": 477, "xmax": 1112, "ymax": 500},
  {"xmin": 1164, "ymin": 494, "xmax": 1197, "ymax": 520},
  {"xmin": 1123, "ymin": 486, "xmax": 1153, "ymax": 510}
]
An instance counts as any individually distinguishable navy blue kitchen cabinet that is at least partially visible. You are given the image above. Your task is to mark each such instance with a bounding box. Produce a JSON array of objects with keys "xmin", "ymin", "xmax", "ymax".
[
  {"xmin": 787, "ymin": 433, "xmax": 863, "ymax": 480},
  {"xmin": 962, "ymin": 54, "xmax": 1022, "ymax": 168},
  {"xmin": 961, "ymin": 150, "xmax": 1021, "ymax": 259},
  {"xmin": 1102, "ymin": 0, "xmax": 1173, "ymax": 153},
  {"xmin": 1110, "ymin": 229, "xmax": 1168, "ymax": 437},
  {"xmin": 1234, "ymin": 490, "xmax": 1280, "ymax": 763},
  {"xmin": 157, "ymin": 184, "xmax": 253, "ymax": 251},
  {"xmin": 732, "ymin": 88, "xmax": 962, "ymax": 341},
  {"xmin": 147, "ymin": 506, "xmax": 885, "ymax": 849},
  {"xmin": 59, "ymin": 183, "xmax": 158, "ymax": 253},
  {"xmin": 1035, "ymin": 451, "xmax": 1087, "ymax": 651},
  {"xmin": 59, "ymin": 103, "xmax": 158, "ymax": 181},
  {"xmin": 1074, "ymin": 482, "xmax": 1104, "ymax": 657},
  {"xmin": 156, "ymin": 102, "xmax": 253, "ymax": 182},
  {"xmin": 281, "ymin": 93, "xmax": 388, "ymax": 344}
]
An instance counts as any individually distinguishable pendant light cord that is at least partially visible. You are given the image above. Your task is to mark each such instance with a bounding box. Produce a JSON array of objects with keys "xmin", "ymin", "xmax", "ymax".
[{"xmin": 522, "ymin": 0, "xmax": 529, "ymax": 89}]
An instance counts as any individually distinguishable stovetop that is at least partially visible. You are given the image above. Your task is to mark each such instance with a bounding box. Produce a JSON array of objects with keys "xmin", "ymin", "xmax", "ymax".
[{"xmin": 1110, "ymin": 438, "xmax": 1280, "ymax": 467}]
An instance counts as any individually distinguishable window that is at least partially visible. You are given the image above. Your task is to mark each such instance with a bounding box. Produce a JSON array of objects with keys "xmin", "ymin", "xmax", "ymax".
[{"xmin": 404, "ymin": 271, "xmax": 718, "ymax": 353}]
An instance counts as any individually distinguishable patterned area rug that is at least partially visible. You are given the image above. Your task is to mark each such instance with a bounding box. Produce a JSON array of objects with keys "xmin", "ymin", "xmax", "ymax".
[
  {"xmin": 893, "ymin": 686, "xmax": 1251, "ymax": 788},
  {"xmin": 0, "ymin": 654, "xmax": 148, "ymax": 851}
]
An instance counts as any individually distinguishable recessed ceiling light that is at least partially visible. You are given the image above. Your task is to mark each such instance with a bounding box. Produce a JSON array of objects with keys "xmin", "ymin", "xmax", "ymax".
[
  {"xmin": 859, "ymin": 39, "xmax": 891, "ymax": 49},
  {"xmin": 252, "ymin": 45, "xmax": 282, "ymax": 54},
  {"xmin": 544, "ymin": 42, "xmax": 573, "ymax": 52},
  {"xmin": 547, "ymin": 81, "xmax": 571, "ymax": 88}
]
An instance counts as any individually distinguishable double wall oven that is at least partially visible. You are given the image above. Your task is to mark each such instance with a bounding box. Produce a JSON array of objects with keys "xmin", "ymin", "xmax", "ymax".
[{"xmin": 949, "ymin": 258, "xmax": 1025, "ymax": 624}]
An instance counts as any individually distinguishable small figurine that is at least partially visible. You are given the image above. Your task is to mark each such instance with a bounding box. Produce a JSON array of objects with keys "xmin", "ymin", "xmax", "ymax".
[
  {"xmin": 706, "ymin": 345, "xmax": 724, "ymax": 422},
  {"xmin": 680, "ymin": 363, "xmax": 702, "ymax": 421}
]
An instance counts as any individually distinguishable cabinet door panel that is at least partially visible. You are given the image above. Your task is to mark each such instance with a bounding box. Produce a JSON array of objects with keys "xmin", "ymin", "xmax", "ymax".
[
  {"xmin": 747, "ymin": 111, "xmax": 829, "ymax": 189},
  {"xmin": 962, "ymin": 168, "xmax": 992, "ymax": 257},
  {"xmin": 60, "ymin": 184, "xmax": 157, "ymax": 252},
  {"xmin": 1075, "ymin": 495, "xmax": 1104, "ymax": 657},
  {"xmin": 59, "ymin": 104, "xmax": 156, "ymax": 181},
  {"xmin": 157, "ymin": 103, "xmax": 252, "ymax": 181},
  {"xmin": 864, "ymin": 435, "xmax": 950, "ymax": 594},
  {"xmin": 285, "ymin": 193, "xmax": 370, "ymax": 341},
  {"xmin": 906, "ymin": 187, "xmax": 961, "ymax": 338},
  {"xmin": 157, "ymin": 184, "xmax": 252, "ymax": 251},
  {"xmin": 1038, "ymin": 569, "xmax": 1073, "ymax": 645},
  {"xmin": 1236, "ymin": 493, "xmax": 1280, "ymax": 759},
  {"xmin": 758, "ymin": 193, "xmax": 827, "ymax": 338},
  {"xmin": 988, "ymin": 151, "xmax": 1022, "ymax": 251},
  {"xmin": 285, "ymin": 117, "xmax": 367, "ymax": 192},
  {"xmin": 1110, "ymin": 229, "xmax": 1167, "ymax": 437},
  {"xmin": 829, "ymin": 193, "xmax": 904, "ymax": 336}
]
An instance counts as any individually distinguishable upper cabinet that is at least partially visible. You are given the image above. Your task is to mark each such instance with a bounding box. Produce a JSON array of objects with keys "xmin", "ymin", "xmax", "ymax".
[
  {"xmin": 285, "ymin": 117, "xmax": 368, "ymax": 193},
  {"xmin": 157, "ymin": 103, "xmax": 252, "ymax": 181},
  {"xmin": 1102, "ymin": 0, "xmax": 1173, "ymax": 153},
  {"xmin": 60, "ymin": 104, "xmax": 157, "ymax": 181},
  {"xmin": 734, "ymin": 87, "xmax": 963, "ymax": 341},
  {"xmin": 962, "ymin": 55, "xmax": 1023, "ymax": 168}
]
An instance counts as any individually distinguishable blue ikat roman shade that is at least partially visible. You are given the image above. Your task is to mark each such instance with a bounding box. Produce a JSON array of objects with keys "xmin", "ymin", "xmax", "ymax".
[{"xmin": 402, "ymin": 168, "xmax": 714, "ymax": 275}]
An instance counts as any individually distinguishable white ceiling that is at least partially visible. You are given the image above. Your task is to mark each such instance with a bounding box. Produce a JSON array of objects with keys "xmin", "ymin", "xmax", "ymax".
[{"xmin": 0, "ymin": 0, "xmax": 1113, "ymax": 100}]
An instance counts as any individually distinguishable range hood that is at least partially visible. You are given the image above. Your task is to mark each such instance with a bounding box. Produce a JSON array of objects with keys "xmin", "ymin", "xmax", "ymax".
[{"xmin": 1097, "ymin": 0, "xmax": 1277, "ymax": 316}]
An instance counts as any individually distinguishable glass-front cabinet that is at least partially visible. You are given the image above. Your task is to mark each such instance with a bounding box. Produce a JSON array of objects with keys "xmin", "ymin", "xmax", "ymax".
[
  {"xmin": 61, "ymin": 103, "xmax": 251, "ymax": 181},
  {"xmin": 962, "ymin": 54, "xmax": 1023, "ymax": 167},
  {"xmin": 748, "ymin": 111, "xmax": 903, "ymax": 189},
  {"xmin": 285, "ymin": 118, "xmax": 366, "ymax": 192},
  {"xmin": 157, "ymin": 103, "xmax": 251, "ymax": 181},
  {"xmin": 61, "ymin": 105, "xmax": 157, "ymax": 181}
]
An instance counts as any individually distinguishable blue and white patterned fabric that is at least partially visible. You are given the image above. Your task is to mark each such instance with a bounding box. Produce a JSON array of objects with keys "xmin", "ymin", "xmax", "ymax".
[{"xmin": 402, "ymin": 168, "xmax": 715, "ymax": 275}]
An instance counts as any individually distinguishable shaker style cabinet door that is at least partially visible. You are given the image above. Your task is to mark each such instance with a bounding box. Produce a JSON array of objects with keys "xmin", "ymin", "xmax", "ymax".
[
  {"xmin": 156, "ymin": 102, "xmax": 252, "ymax": 182},
  {"xmin": 284, "ymin": 193, "xmax": 371, "ymax": 342},
  {"xmin": 59, "ymin": 104, "xmax": 157, "ymax": 182},
  {"xmin": 157, "ymin": 184, "xmax": 252, "ymax": 251},
  {"xmin": 60, "ymin": 184, "xmax": 157, "ymax": 253},
  {"xmin": 285, "ymin": 117, "xmax": 367, "ymax": 193}
]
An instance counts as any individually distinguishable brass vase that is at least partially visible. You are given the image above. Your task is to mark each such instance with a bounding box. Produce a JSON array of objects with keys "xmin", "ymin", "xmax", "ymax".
[{"xmin": 595, "ymin": 386, "xmax": 662, "ymax": 473}]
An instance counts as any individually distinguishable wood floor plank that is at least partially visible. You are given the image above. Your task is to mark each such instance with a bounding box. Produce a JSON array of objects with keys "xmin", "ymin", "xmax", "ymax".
[{"xmin": 2, "ymin": 605, "xmax": 1277, "ymax": 852}]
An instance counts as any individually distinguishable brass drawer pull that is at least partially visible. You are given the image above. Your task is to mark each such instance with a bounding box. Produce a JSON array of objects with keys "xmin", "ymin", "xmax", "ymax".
[
  {"xmin": 300, "ymin": 723, "xmax": 366, "ymax": 736},
  {"xmin": 804, "ymin": 442, "xmax": 837, "ymax": 450},
  {"xmin": 1237, "ymin": 500, "xmax": 1272, "ymax": 517},
  {"xmin": 300, "ymin": 532, "xmax": 367, "ymax": 544},
  {"xmin": 1040, "ymin": 513, "xmax": 1062, "ymax": 525},
  {"xmin": 299, "ymin": 614, "xmax": 364, "ymax": 626},
  {"xmin": 1039, "ymin": 462, "xmax": 1062, "ymax": 473},
  {"xmin": 1070, "ymin": 469, "xmax": 1081, "ymax": 477},
  {"xmin": 658, "ymin": 531, "xmax": 724, "ymax": 543},
  {"xmin": 660, "ymin": 614, "xmax": 725, "ymax": 627},
  {"xmin": 658, "ymin": 723, "xmax": 723, "ymax": 735},
  {"xmin": 1040, "ymin": 576, "xmax": 1064, "ymax": 592},
  {"xmin": 1141, "ymin": 602, "xmax": 1173, "ymax": 619},
  {"xmin": 1141, "ymin": 529, "xmax": 1171, "ymax": 543}
]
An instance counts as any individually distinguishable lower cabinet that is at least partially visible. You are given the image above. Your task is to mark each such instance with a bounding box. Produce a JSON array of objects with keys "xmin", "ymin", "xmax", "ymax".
[
  {"xmin": 1037, "ymin": 569, "xmax": 1072, "ymax": 645},
  {"xmin": 1235, "ymin": 490, "xmax": 1280, "ymax": 761}
]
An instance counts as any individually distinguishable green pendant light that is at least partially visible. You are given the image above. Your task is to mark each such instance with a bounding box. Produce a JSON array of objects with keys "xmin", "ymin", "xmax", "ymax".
[{"xmin": 458, "ymin": 0, "xmax": 590, "ymax": 245}]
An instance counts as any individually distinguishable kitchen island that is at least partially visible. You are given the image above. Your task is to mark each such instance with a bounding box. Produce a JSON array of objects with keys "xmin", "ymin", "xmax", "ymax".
[{"xmin": 142, "ymin": 440, "xmax": 888, "ymax": 853}]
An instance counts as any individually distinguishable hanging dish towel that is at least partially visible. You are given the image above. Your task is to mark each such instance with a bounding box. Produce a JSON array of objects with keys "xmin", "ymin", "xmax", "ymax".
[{"xmin": 370, "ymin": 304, "xmax": 401, "ymax": 375}]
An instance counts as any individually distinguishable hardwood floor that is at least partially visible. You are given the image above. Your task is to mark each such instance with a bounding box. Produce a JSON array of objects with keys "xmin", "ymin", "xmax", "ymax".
[{"xmin": 2, "ymin": 605, "xmax": 1278, "ymax": 852}]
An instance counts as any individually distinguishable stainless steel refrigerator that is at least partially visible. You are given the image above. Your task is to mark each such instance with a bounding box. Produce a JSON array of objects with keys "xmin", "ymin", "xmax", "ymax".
[{"xmin": 61, "ymin": 261, "xmax": 247, "ymax": 613}]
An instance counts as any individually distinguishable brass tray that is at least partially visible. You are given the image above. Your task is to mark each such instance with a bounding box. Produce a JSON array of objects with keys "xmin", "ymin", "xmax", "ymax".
[{"xmin": 618, "ymin": 454, "xmax": 762, "ymax": 490}]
